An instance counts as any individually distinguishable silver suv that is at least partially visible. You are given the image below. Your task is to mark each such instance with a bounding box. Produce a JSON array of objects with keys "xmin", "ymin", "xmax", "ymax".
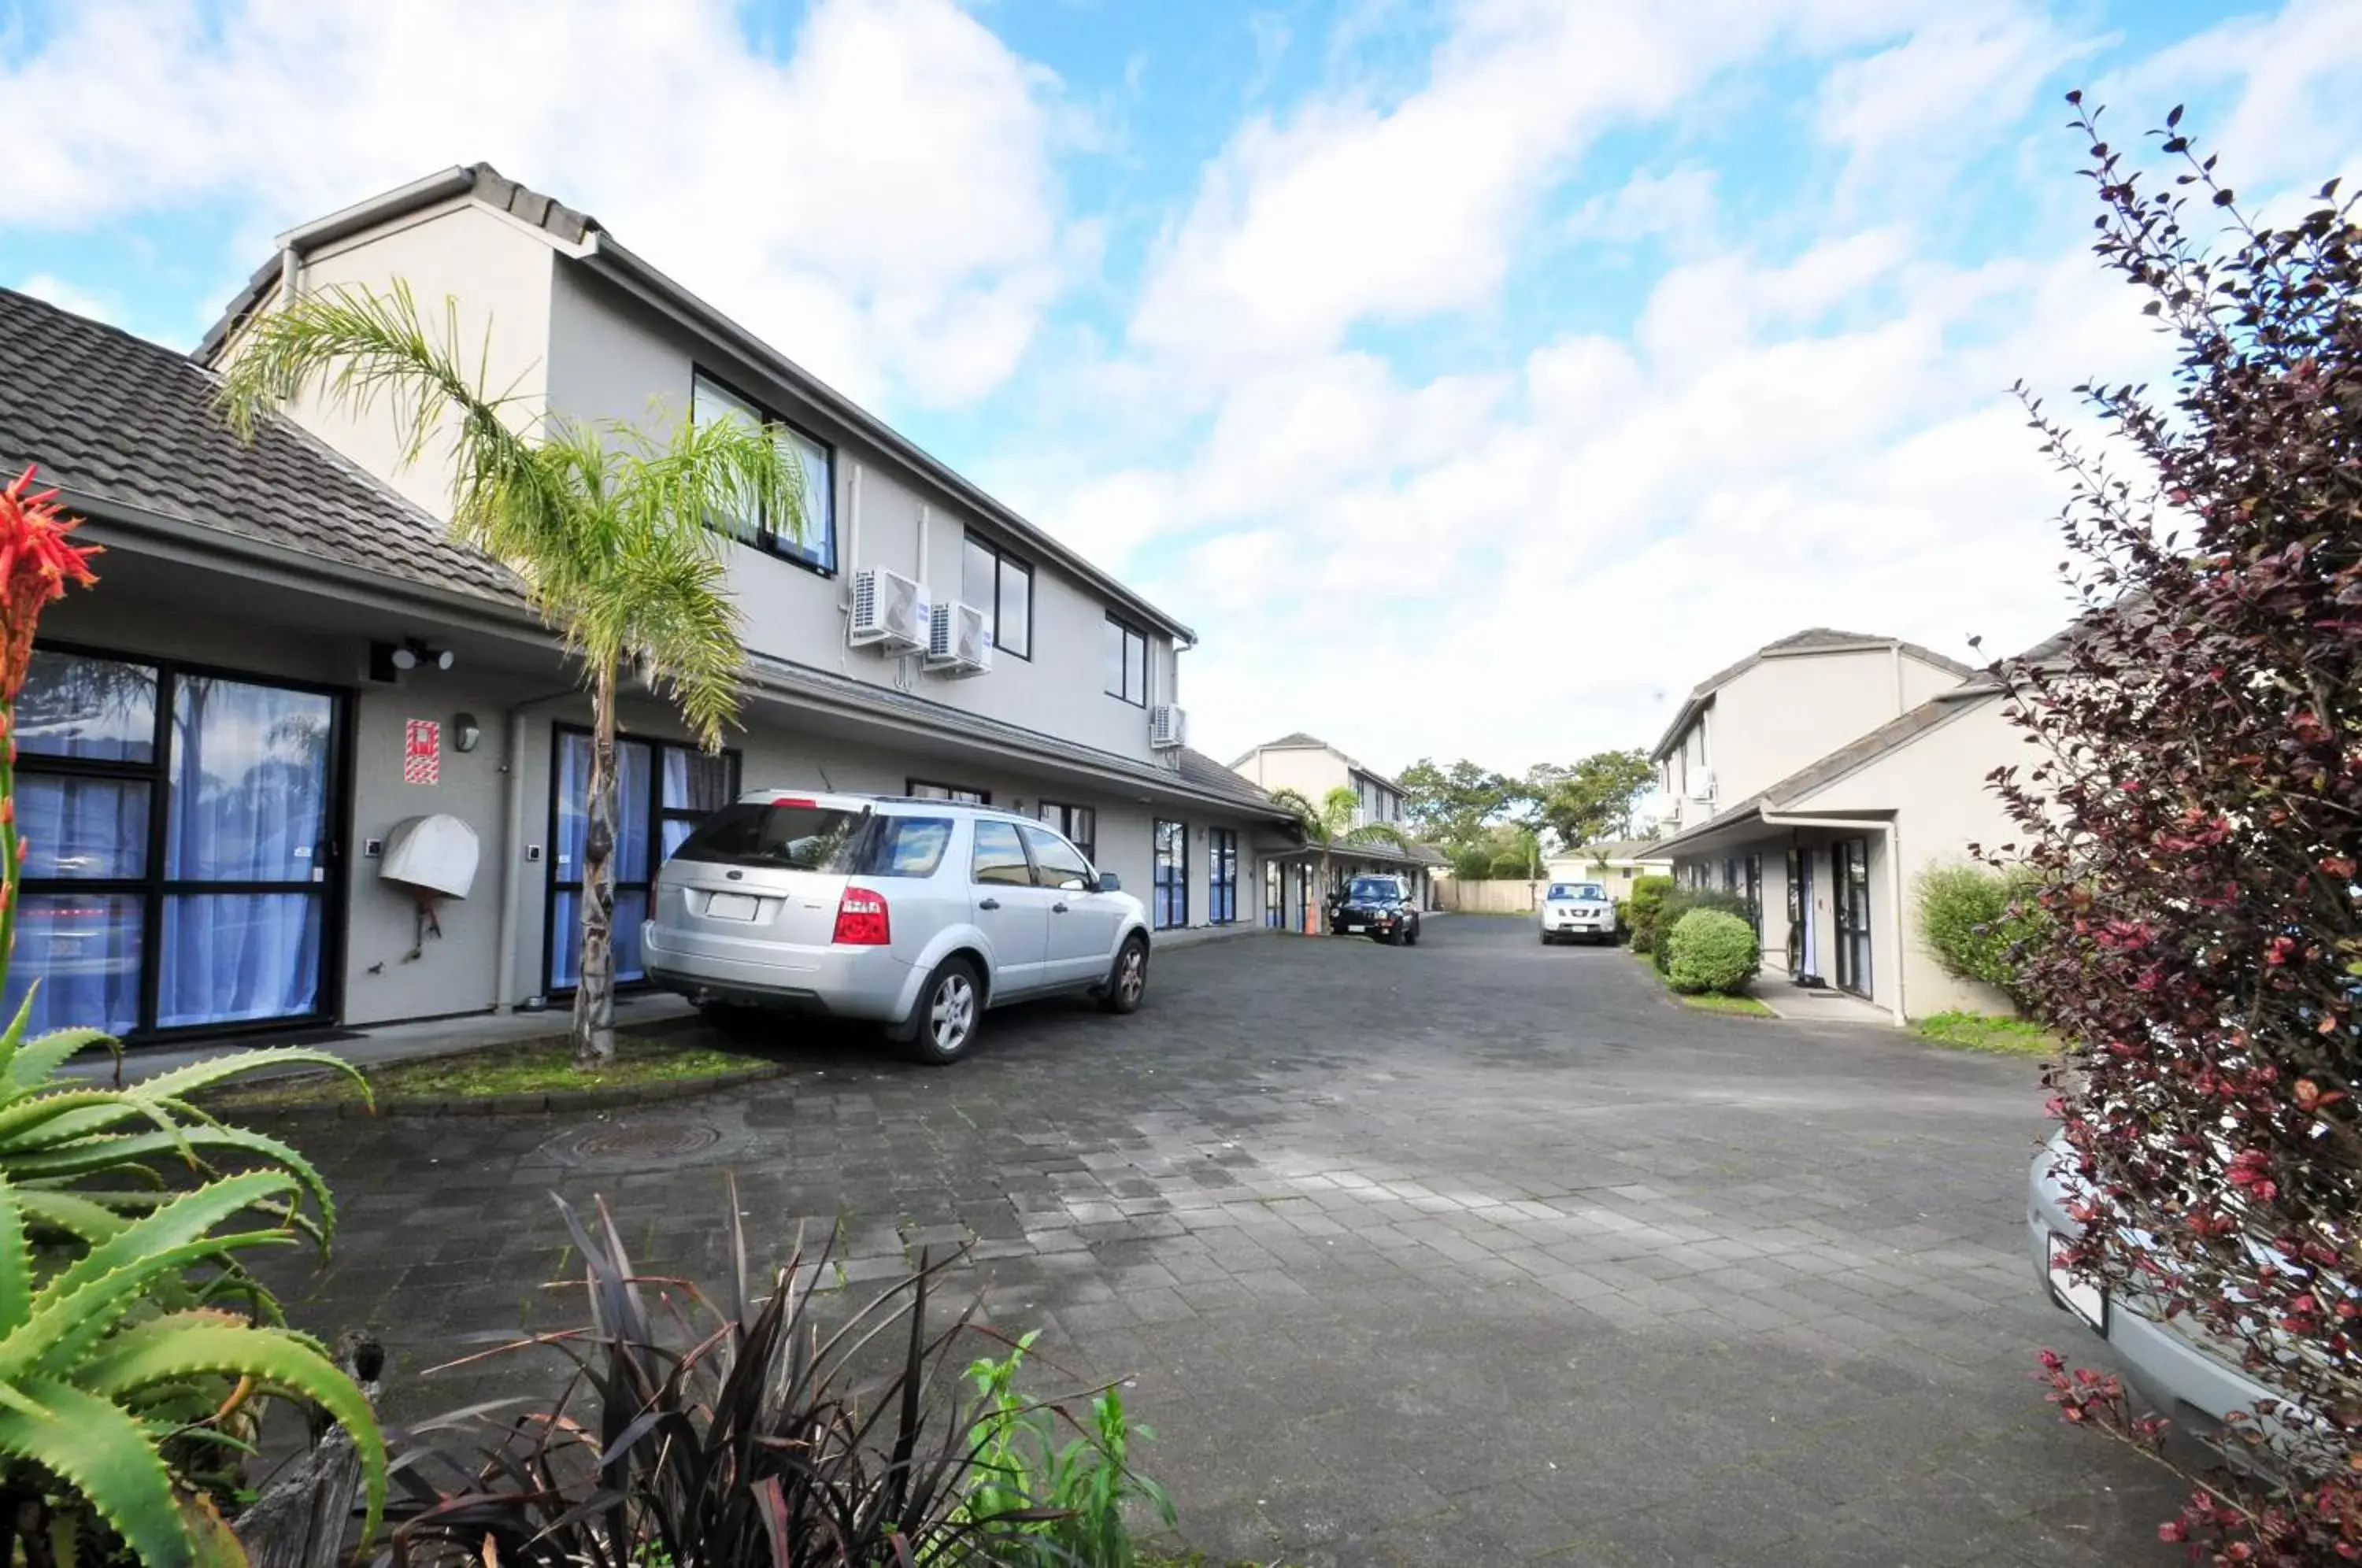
[{"xmin": 642, "ymin": 791, "xmax": 1150, "ymax": 1063}]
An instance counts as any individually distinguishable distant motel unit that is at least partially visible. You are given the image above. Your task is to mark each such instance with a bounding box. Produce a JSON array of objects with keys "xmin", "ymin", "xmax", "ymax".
[
  {"xmin": 1646, "ymin": 627, "xmax": 2050, "ymax": 1023},
  {"xmin": 0, "ymin": 165, "xmax": 1298, "ymax": 1045},
  {"xmin": 1228, "ymin": 733, "xmax": 1448, "ymax": 929}
]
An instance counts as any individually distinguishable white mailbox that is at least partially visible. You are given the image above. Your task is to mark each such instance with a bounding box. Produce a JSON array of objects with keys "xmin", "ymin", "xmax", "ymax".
[{"xmin": 379, "ymin": 814, "xmax": 480, "ymax": 900}]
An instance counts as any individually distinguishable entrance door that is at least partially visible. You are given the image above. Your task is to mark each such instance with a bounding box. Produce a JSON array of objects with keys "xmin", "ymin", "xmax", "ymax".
[
  {"xmin": 6, "ymin": 647, "xmax": 341, "ymax": 1040},
  {"xmin": 1788, "ymin": 847, "xmax": 1820, "ymax": 983},
  {"xmin": 1833, "ymin": 837, "xmax": 1872, "ymax": 997},
  {"xmin": 546, "ymin": 727, "xmax": 737, "ymax": 996}
]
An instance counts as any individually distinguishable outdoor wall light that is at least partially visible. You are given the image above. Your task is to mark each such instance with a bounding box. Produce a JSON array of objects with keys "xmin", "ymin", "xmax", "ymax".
[
  {"xmin": 452, "ymin": 713, "xmax": 482, "ymax": 753},
  {"xmin": 390, "ymin": 638, "xmax": 456, "ymax": 671}
]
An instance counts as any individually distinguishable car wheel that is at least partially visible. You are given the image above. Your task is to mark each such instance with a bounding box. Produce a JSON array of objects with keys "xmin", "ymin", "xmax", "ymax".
[
  {"xmin": 1405, "ymin": 923, "xmax": 1419, "ymax": 946},
  {"xmin": 1539, "ymin": 932, "xmax": 1553, "ymax": 945},
  {"xmin": 899, "ymin": 956, "xmax": 983, "ymax": 1065},
  {"xmin": 1099, "ymin": 935, "xmax": 1149, "ymax": 1015}
]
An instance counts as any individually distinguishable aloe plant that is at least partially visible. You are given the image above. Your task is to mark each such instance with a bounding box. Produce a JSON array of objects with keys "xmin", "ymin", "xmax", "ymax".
[{"xmin": 0, "ymin": 1167, "xmax": 387, "ymax": 1566}]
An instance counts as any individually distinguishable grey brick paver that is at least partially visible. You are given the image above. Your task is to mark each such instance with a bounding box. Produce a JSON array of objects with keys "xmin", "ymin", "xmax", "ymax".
[{"xmin": 252, "ymin": 919, "xmax": 2182, "ymax": 1566}]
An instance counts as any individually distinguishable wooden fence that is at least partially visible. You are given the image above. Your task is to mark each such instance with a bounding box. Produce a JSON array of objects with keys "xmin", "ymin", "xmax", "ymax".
[{"xmin": 1435, "ymin": 878, "xmax": 1544, "ymax": 915}]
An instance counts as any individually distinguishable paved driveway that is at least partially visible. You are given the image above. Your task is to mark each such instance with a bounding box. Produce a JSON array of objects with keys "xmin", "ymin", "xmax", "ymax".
[{"xmin": 270, "ymin": 917, "xmax": 2181, "ymax": 1566}]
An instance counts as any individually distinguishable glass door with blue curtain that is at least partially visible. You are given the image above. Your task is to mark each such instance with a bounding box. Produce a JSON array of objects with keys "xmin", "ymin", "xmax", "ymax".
[
  {"xmin": 3, "ymin": 646, "xmax": 342, "ymax": 1041},
  {"xmin": 545, "ymin": 726, "xmax": 736, "ymax": 996},
  {"xmin": 1152, "ymin": 819, "xmax": 1187, "ymax": 930},
  {"xmin": 1208, "ymin": 829, "xmax": 1238, "ymax": 924}
]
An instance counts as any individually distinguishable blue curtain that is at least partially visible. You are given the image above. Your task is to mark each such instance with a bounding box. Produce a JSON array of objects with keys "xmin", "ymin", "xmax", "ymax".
[
  {"xmin": 159, "ymin": 678, "xmax": 331, "ymax": 1026},
  {"xmin": 2, "ymin": 893, "xmax": 141, "ymax": 1037}
]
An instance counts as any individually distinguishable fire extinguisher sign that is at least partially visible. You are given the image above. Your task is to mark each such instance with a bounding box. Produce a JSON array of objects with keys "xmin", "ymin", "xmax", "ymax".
[{"xmin": 404, "ymin": 719, "xmax": 441, "ymax": 786}]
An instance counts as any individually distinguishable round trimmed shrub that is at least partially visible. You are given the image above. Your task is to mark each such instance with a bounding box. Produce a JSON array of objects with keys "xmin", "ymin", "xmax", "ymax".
[
  {"xmin": 1650, "ymin": 888, "xmax": 1753, "ymax": 975},
  {"xmin": 1664, "ymin": 908, "xmax": 1760, "ymax": 995}
]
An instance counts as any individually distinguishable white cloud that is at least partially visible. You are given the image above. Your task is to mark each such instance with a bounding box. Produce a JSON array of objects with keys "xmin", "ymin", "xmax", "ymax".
[
  {"xmin": 1128, "ymin": 3, "xmax": 1846, "ymax": 372},
  {"xmin": 1564, "ymin": 165, "xmax": 1720, "ymax": 254},
  {"xmin": 0, "ymin": 0, "xmax": 1078, "ymax": 406},
  {"xmin": 1815, "ymin": 3, "xmax": 2090, "ymax": 195},
  {"xmin": 1132, "ymin": 211, "xmax": 2156, "ymax": 768},
  {"xmin": 13, "ymin": 274, "xmax": 120, "ymax": 326}
]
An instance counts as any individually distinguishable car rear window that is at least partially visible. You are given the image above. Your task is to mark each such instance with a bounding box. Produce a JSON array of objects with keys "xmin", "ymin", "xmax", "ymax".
[
  {"xmin": 671, "ymin": 803, "xmax": 952, "ymax": 878},
  {"xmin": 1547, "ymin": 882, "xmax": 1607, "ymax": 901}
]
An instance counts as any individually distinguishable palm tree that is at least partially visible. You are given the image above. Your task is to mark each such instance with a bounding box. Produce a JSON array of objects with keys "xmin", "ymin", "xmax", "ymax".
[
  {"xmin": 1268, "ymin": 785, "xmax": 1409, "ymax": 933},
  {"xmin": 216, "ymin": 282, "xmax": 808, "ymax": 1064}
]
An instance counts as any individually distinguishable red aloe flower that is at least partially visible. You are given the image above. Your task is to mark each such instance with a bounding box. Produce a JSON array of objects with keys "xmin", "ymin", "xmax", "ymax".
[{"xmin": 0, "ymin": 465, "xmax": 101, "ymax": 703}]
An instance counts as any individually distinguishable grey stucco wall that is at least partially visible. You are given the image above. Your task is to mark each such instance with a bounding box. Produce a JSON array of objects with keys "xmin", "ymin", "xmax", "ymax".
[
  {"xmin": 45, "ymin": 580, "xmax": 1268, "ymax": 1030},
  {"xmin": 543, "ymin": 265, "xmax": 1180, "ymax": 766}
]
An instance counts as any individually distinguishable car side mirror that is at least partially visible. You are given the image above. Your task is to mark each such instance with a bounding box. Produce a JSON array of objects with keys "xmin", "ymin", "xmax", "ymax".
[{"xmin": 1093, "ymin": 871, "xmax": 1121, "ymax": 893}]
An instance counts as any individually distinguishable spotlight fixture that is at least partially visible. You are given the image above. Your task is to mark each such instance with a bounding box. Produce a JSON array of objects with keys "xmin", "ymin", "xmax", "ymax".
[{"xmin": 389, "ymin": 638, "xmax": 456, "ymax": 672}]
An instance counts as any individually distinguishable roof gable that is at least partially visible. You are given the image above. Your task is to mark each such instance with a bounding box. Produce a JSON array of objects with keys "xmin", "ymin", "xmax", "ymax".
[
  {"xmin": 194, "ymin": 163, "xmax": 1197, "ymax": 645},
  {"xmin": 1649, "ymin": 627, "xmax": 1976, "ymax": 760}
]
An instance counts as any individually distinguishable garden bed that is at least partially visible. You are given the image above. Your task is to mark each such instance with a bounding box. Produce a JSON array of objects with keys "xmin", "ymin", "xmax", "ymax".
[{"xmin": 204, "ymin": 1030, "xmax": 788, "ymax": 1117}]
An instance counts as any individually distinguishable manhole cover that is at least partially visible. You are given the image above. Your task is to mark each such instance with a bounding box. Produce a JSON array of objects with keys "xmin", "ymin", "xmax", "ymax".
[{"xmin": 542, "ymin": 1119, "xmax": 751, "ymax": 1170}]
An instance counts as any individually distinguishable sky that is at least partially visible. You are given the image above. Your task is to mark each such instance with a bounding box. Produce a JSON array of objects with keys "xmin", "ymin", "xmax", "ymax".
[{"xmin": 5, "ymin": 0, "xmax": 2360, "ymax": 779}]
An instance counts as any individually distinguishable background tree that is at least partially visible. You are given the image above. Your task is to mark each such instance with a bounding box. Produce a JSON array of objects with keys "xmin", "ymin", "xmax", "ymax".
[
  {"xmin": 1269, "ymin": 786, "xmax": 1409, "ymax": 927},
  {"xmin": 1398, "ymin": 756, "xmax": 1518, "ymax": 850},
  {"xmin": 217, "ymin": 283, "xmax": 808, "ymax": 1067},
  {"xmin": 1998, "ymin": 97, "xmax": 2361, "ymax": 1561},
  {"xmin": 1531, "ymin": 749, "xmax": 1656, "ymax": 849}
]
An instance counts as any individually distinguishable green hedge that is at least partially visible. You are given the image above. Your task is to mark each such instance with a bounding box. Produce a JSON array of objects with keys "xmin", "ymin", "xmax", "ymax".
[
  {"xmin": 1665, "ymin": 908, "xmax": 1760, "ymax": 995},
  {"xmin": 1626, "ymin": 875, "xmax": 1675, "ymax": 954},
  {"xmin": 1916, "ymin": 864, "xmax": 2047, "ymax": 1002}
]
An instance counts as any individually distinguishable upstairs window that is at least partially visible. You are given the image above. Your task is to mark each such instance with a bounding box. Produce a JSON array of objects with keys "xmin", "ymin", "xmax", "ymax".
[
  {"xmin": 961, "ymin": 534, "xmax": 1032, "ymax": 660},
  {"xmin": 690, "ymin": 370, "xmax": 837, "ymax": 575},
  {"xmin": 1105, "ymin": 617, "xmax": 1148, "ymax": 706}
]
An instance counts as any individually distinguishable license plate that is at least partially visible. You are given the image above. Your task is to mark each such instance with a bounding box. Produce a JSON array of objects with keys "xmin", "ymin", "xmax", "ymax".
[
  {"xmin": 705, "ymin": 892, "xmax": 761, "ymax": 922},
  {"xmin": 2048, "ymin": 1233, "xmax": 2106, "ymax": 1332},
  {"xmin": 1346, "ymin": 923, "xmax": 1366, "ymax": 934}
]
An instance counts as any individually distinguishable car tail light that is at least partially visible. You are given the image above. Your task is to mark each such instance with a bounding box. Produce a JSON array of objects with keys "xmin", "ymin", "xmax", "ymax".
[{"xmin": 832, "ymin": 886, "xmax": 891, "ymax": 945}]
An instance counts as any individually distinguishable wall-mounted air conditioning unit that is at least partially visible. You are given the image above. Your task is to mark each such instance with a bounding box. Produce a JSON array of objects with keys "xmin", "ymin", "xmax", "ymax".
[
  {"xmin": 1690, "ymin": 768, "xmax": 1717, "ymax": 802},
  {"xmin": 926, "ymin": 600, "xmax": 993, "ymax": 677},
  {"xmin": 850, "ymin": 567, "xmax": 928, "ymax": 653},
  {"xmin": 1150, "ymin": 704, "xmax": 1187, "ymax": 749}
]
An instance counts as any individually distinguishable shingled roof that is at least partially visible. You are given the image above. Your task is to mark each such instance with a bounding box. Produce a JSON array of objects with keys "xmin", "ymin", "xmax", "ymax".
[{"xmin": 0, "ymin": 287, "xmax": 519, "ymax": 604}]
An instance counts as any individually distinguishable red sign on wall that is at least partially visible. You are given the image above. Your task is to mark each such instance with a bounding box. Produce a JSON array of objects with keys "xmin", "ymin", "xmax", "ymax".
[{"xmin": 404, "ymin": 719, "xmax": 441, "ymax": 786}]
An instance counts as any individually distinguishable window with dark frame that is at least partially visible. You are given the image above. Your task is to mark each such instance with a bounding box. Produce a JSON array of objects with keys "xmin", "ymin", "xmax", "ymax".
[
  {"xmin": 1209, "ymin": 828, "xmax": 1238, "ymax": 925},
  {"xmin": 908, "ymin": 778, "xmax": 990, "ymax": 805},
  {"xmin": 1153, "ymin": 819, "xmax": 1187, "ymax": 930},
  {"xmin": 689, "ymin": 370, "xmax": 837, "ymax": 575},
  {"xmin": 3, "ymin": 645, "xmax": 346, "ymax": 1041},
  {"xmin": 1264, "ymin": 859, "xmax": 1284, "ymax": 928},
  {"xmin": 961, "ymin": 534, "xmax": 1033, "ymax": 660},
  {"xmin": 547, "ymin": 727, "xmax": 740, "ymax": 996},
  {"xmin": 1104, "ymin": 616, "xmax": 1148, "ymax": 705},
  {"xmin": 1035, "ymin": 801, "xmax": 1097, "ymax": 862}
]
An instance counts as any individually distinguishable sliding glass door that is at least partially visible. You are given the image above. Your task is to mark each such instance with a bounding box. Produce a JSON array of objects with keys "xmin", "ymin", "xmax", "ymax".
[
  {"xmin": 5, "ymin": 646, "xmax": 341, "ymax": 1040},
  {"xmin": 545, "ymin": 727, "xmax": 737, "ymax": 996}
]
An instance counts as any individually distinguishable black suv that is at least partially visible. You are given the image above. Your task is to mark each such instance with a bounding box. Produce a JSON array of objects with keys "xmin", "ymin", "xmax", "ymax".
[{"xmin": 1329, "ymin": 875, "xmax": 1422, "ymax": 945}]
